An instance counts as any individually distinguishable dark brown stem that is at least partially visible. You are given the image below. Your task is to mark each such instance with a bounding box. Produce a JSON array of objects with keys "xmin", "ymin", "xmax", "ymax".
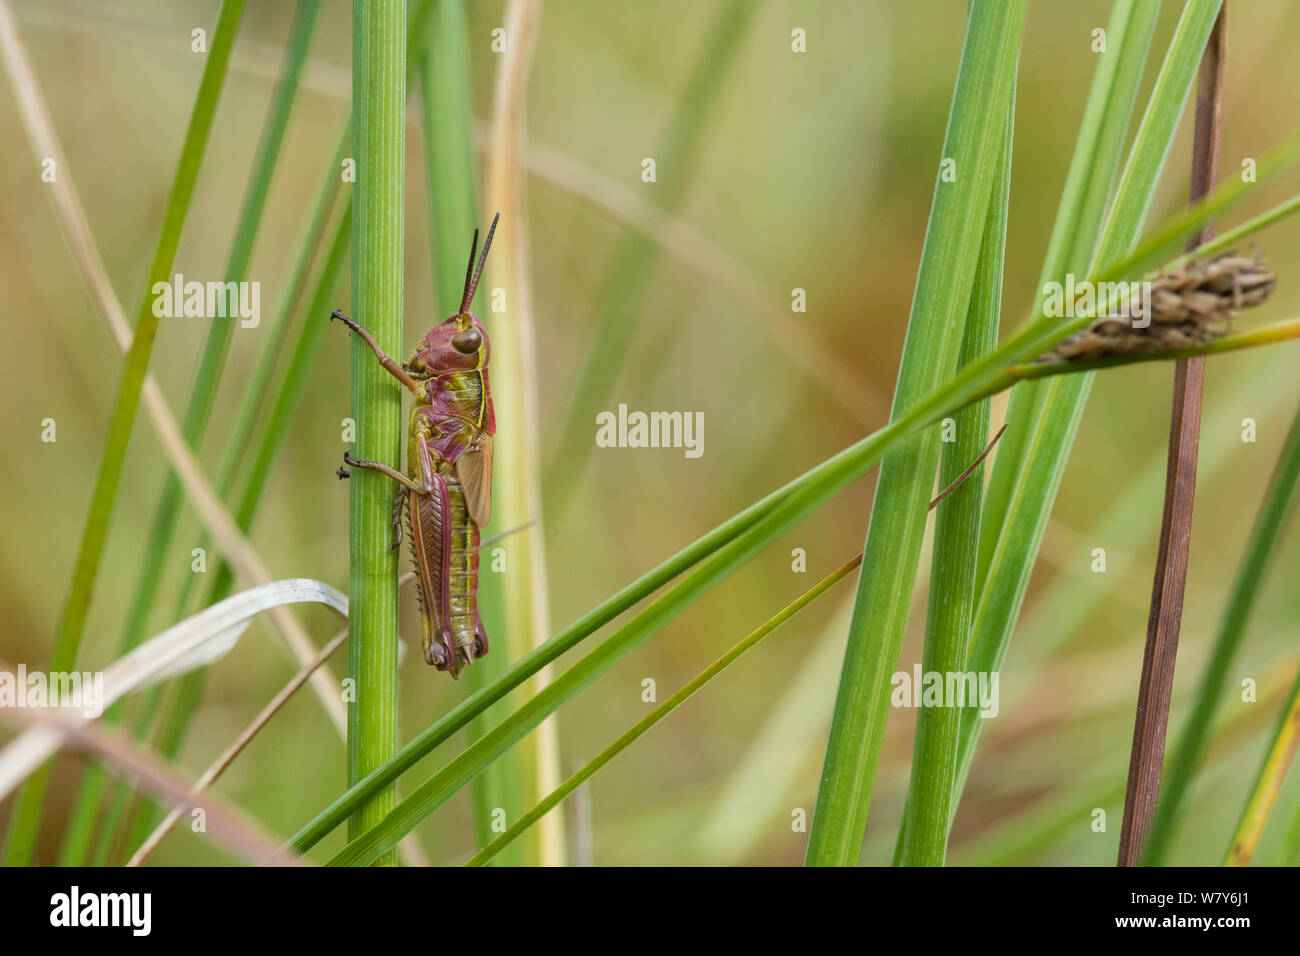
[{"xmin": 1117, "ymin": 7, "xmax": 1226, "ymax": 867}]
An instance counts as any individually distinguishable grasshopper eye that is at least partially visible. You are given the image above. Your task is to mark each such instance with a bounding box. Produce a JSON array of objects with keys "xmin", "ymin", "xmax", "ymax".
[{"xmin": 451, "ymin": 328, "xmax": 482, "ymax": 354}]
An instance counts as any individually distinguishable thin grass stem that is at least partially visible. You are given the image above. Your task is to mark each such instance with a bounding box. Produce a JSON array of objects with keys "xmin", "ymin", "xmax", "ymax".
[{"xmin": 345, "ymin": 0, "xmax": 408, "ymax": 866}]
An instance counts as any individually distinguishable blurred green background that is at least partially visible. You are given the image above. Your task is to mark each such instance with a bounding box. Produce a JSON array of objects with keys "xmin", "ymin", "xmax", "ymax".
[{"xmin": 2, "ymin": 0, "xmax": 1299, "ymax": 865}]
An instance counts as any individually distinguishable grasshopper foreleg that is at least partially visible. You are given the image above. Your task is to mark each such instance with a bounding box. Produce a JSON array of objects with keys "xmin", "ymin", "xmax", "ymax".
[
  {"xmin": 341, "ymin": 450, "xmax": 426, "ymax": 494},
  {"xmin": 330, "ymin": 309, "xmax": 421, "ymax": 393}
]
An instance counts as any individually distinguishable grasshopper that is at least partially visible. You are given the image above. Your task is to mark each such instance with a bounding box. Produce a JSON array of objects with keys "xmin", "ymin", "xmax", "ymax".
[{"xmin": 333, "ymin": 214, "xmax": 498, "ymax": 678}]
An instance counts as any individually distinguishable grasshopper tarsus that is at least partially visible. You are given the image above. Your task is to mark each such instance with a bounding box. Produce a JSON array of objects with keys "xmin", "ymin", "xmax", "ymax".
[
  {"xmin": 336, "ymin": 467, "xmax": 350, "ymax": 480},
  {"xmin": 331, "ymin": 307, "xmax": 422, "ymax": 393},
  {"xmin": 330, "ymin": 309, "xmax": 375, "ymax": 347}
]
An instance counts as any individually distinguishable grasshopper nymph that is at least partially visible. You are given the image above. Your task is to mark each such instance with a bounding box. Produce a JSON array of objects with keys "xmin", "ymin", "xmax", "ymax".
[{"xmin": 333, "ymin": 215, "xmax": 498, "ymax": 679}]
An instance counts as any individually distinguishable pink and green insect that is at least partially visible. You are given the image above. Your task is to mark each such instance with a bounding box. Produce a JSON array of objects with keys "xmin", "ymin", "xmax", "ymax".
[{"xmin": 332, "ymin": 214, "xmax": 498, "ymax": 678}]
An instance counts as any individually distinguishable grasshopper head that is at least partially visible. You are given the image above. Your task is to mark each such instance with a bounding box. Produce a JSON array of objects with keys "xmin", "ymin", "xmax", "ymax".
[
  {"xmin": 408, "ymin": 311, "xmax": 490, "ymax": 376},
  {"xmin": 409, "ymin": 213, "xmax": 499, "ymax": 378}
]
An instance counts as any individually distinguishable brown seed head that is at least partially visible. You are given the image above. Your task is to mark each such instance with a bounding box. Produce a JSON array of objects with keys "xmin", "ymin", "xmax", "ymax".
[{"xmin": 1040, "ymin": 251, "xmax": 1276, "ymax": 362}]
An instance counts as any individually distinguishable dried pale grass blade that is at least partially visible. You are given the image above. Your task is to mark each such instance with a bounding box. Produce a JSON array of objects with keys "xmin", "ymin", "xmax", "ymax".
[
  {"xmin": 128, "ymin": 569, "xmax": 432, "ymax": 866},
  {"xmin": 0, "ymin": 670, "xmax": 299, "ymax": 867},
  {"xmin": 1225, "ymin": 669, "xmax": 1300, "ymax": 865},
  {"xmin": 483, "ymin": 0, "xmax": 565, "ymax": 866},
  {"xmin": 128, "ymin": 624, "xmax": 351, "ymax": 866},
  {"xmin": 0, "ymin": 579, "xmax": 346, "ymax": 802}
]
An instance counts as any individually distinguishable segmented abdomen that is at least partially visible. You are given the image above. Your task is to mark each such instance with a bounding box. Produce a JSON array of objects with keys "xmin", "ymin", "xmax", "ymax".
[
  {"xmin": 443, "ymin": 469, "xmax": 480, "ymax": 652},
  {"xmin": 409, "ymin": 457, "xmax": 479, "ymax": 657}
]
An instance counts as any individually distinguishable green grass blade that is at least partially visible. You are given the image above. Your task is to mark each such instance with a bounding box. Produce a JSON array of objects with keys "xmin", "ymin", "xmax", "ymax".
[
  {"xmin": 953, "ymin": 375, "xmax": 1090, "ymax": 803},
  {"xmin": 952, "ymin": 0, "xmax": 1225, "ymax": 823},
  {"xmin": 695, "ymin": 611, "xmax": 847, "ymax": 862},
  {"xmin": 235, "ymin": 217, "xmax": 354, "ymax": 542},
  {"xmin": 1094, "ymin": 0, "xmax": 1226, "ymax": 271},
  {"xmin": 1145, "ymin": 402, "xmax": 1300, "ymax": 863},
  {"xmin": 1172, "ymin": 192, "xmax": 1300, "ymax": 263},
  {"xmin": 347, "ymin": 0, "xmax": 407, "ymax": 866},
  {"xmin": 1039, "ymin": 0, "xmax": 1161, "ymax": 295},
  {"xmin": 422, "ymin": 0, "xmax": 480, "ymax": 305},
  {"xmin": 1225, "ymin": 664, "xmax": 1300, "ymax": 865},
  {"xmin": 467, "ymin": 554, "xmax": 865, "ymax": 866},
  {"xmin": 1278, "ymin": 788, "xmax": 1300, "ymax": 865},
  {"xmin": 806, "ymin": 1, "xmax": 1027, "ymax": 867},
  {"xmin": 543, "ymin": 0, "xmax": 759, "ymax": 518},
  {"xmin": 217, "ymin": 133, "xmax": 348, "ymax": 509},
  {"xmin": 0, "ymin": 0, "xmax": 246, "ymax": 868},
  {"xmin": 896, "ymin": 96, "xmax": 1013, "ymax": 867},
  {"xmin": 976, "ymin": 0, "xmax": 1160, "ymax": 566}
]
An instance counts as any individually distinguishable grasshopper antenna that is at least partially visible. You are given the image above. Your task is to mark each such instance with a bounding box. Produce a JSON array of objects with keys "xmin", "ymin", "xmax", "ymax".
[
  {"xmin": 460, "ymin": 212, "xmax": 500, "ymax": 315},
  {"xmin": 459, "ymin": 227, "xmax": 479, "ymax": 316}
]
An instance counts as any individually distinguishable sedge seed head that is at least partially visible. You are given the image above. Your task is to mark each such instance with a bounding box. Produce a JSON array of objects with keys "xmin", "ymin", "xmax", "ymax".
[{"xmin": 1040, "ymin": 251, "xmax": 1276, "ymax": 362}]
